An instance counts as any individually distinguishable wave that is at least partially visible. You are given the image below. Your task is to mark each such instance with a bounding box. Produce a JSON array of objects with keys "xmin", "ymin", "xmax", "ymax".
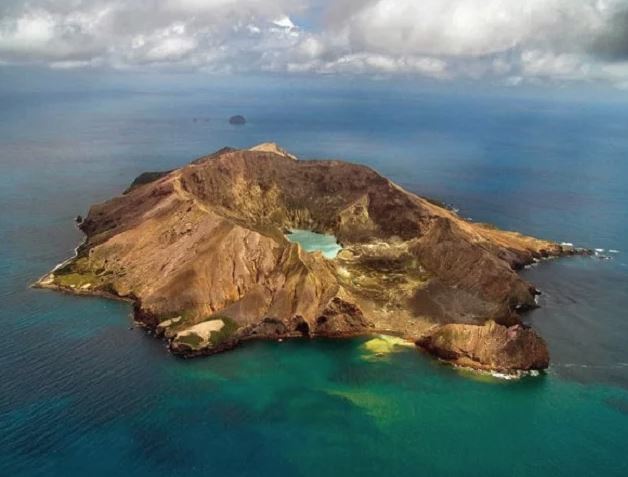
[{"xmin": 555, "ymin": 362, "xmax": 628, "ymax": 369}]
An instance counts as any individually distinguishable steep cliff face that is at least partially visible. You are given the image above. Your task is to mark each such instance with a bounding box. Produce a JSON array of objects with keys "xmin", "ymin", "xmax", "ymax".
[
  {"xmin": 416, "ymin": 321, "xmax": 550, "ymax": 372},
  {"xmin": 36, "ymin": 143, "xmax": 582, "ymax": 373}
]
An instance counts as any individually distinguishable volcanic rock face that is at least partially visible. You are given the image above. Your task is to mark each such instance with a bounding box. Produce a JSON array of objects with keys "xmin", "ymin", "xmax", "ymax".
[
  {"xmin": 36, "ymin": 143, "xmax": 578, "ymax": 373},
  {"xmin": 416, "ymin": 321, "xmax": 550, "ymax": 372}
]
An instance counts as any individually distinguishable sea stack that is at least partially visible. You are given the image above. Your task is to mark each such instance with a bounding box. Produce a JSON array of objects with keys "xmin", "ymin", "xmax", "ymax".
[
  {"xmin": 229, "ymin": 115, "xmax": 246, "ymax": 125},
  {"xmin": 35, "ymin": 143, "xmax": 583, "ymax": 374}
]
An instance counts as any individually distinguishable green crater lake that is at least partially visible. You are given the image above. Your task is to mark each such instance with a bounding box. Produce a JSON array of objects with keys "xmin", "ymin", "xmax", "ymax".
[{"xmin": 285, "ymin": 229, "xmax": 342, "ymax": 259}]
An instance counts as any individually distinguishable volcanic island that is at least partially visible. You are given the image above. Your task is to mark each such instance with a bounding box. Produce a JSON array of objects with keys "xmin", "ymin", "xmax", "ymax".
[{"xmin": 35, "ymin": 143, "xmax": 586, "ymax": 374}]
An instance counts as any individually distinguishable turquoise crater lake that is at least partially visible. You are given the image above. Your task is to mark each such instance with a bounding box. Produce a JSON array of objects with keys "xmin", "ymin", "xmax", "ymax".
[{"xmin": 285, "ymin": 229, "xmax": 342, "ymax": 259}]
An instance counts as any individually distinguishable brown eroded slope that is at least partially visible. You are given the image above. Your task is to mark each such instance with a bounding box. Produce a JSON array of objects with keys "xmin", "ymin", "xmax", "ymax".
[{"xmin": 35, "ymin": 144, "xmax": 584, "ymax": 372}]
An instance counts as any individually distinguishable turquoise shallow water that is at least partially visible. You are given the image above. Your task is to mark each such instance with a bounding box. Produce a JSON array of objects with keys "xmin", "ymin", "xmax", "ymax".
[
  {"xmin": 1, "ymin": 81, "xmax": 628, "ymax": 476},
  {"xmin": 285, "ymin": 229, "xmax": 342, "ymax": 258}
]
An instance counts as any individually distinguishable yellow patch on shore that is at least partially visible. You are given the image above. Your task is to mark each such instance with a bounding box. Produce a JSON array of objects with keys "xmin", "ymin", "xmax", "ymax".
[{"xmin": 362, "ymin": 335, "xmax": 414, "ymax": 358}]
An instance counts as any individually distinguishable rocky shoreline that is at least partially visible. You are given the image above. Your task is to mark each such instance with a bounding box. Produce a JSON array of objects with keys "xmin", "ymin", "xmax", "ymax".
[
  {"xmin": 34, "ymin": 143, "xmax": 590, "ymax": 374},
  {"xmin": 33, "ymin": 269, "xmax": 559, "ymax": 375}
]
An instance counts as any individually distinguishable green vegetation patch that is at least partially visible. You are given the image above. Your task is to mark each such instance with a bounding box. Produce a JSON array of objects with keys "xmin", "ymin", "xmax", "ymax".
[
  {"xmin": 54, "ymin": 257, "xmax": 87, "ymax": 276},
  {"xmin": 55, "ymin": 272, "xmax": 99, "ymax": 289},
  {"xmin": 155, "ymin": 310, "xmax": 203, "ymax": 338},
  {"xmin": 207, "ymin": 315, "xmax": 239, "ymax": 346},
  {"xmin": 176, "ymin": 332, "xmax": 204, "ymax": 349},
  {"xmin": 53, "ymin": 257, "xmax": 102, "ymax": 289}
]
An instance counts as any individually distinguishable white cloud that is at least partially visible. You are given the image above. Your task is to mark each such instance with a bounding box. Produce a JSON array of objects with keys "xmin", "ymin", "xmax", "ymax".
[
  {"xmin": 331, "ymin": 0, "xmax": 607, "ymax": 57},
  {"xmin": 50, "ymin": 59, "xmax": 102, "ymax": 69},
  {"xmin": 11, "ymin": 12, "xmax": 56, "ymax": 45},
  {"xmin": 124, "ymin": 23, "xmax": 198, "ymax": 64},
  {"xmin": 272, "ymin": 15, "xmax": 296, "ymax": 30},
  {"xmin": 520, "ymin": 50, "xmax": 590, "ymax": 80},
  {"xmin": 0, "ymin": 0, "xmax": 627, "ymax": 85}
]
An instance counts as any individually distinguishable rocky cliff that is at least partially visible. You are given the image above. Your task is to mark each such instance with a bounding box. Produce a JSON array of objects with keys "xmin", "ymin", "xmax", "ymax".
[{"xmin": 35, "ymin": 143, "xmax": 584, "ymax": 373}]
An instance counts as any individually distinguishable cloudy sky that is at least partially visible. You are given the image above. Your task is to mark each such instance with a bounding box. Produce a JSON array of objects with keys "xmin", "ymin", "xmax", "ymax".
[{"xmin": 2, "ymin": 0, "xmax": 628, "ymax": 88}]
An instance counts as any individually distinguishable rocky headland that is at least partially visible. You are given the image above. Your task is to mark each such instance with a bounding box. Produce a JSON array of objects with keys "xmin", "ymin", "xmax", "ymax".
[{"xmin": 35, "ymin": 143, "xmax": 587, "ymax": 374}]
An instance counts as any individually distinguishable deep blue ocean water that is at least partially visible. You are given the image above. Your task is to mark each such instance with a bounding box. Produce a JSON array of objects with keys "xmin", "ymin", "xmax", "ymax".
[{"xmin": 1, "ymin": 81, "xmax": 628, "ymax": 476}]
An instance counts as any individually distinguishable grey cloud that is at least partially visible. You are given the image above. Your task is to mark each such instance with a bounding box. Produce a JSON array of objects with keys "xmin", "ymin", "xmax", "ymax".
[
  {"xmin": 591, "ymin": 8, "xmax": 628, "ymax": 60},
  {"xmin": 0, "ymin": 0, "xmax": 627, "ymax": 86}
]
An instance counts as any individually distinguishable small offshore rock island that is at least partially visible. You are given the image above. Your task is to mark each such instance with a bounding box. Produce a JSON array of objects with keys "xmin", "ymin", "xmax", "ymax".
[{"xmin": 36, "ymin": 142, "xmax": 587, "ymax": 374}]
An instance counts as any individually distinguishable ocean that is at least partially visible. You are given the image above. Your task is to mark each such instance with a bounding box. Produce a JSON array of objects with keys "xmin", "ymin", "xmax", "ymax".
[{"xmin": 1, "ymin": 79, "xmax": 627, "ymax": 476}]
